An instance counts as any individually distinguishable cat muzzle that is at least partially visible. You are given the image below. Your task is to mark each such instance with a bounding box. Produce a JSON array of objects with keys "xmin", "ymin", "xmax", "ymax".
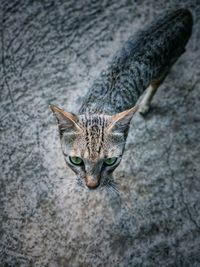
[{"xmin": 85, "ymin": 175, "xmax": 100, "ymax": 189}]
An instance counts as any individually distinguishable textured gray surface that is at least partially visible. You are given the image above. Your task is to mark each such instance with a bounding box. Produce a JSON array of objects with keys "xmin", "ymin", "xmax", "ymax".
[{"xmin": 0, "ymin": 0, "xmax": 200, "ymax": 266}]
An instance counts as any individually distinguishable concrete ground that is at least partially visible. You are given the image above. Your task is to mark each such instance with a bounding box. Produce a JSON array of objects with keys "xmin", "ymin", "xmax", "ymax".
[{"xmin": 0, "ymin": 0, "xmax": 200, "ymax": 266}]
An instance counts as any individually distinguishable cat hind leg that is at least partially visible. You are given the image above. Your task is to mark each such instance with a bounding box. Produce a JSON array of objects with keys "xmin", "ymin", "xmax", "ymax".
[
  {"xmin": 138, "ymin": 80, "xmax": 160, "ymax": 115},
  {"xmin": 138, "ymin": 70, "xmax": 170, "ymax": 115},
  {"xmin": 138, "ymin": 54, "xmax": 182, "ymax": 116}
]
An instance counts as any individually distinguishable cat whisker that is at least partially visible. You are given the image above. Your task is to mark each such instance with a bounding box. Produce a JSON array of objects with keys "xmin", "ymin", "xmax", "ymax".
[
  {"xmin": 103, "ymin": 178, "xmax": 120, "ymax": 196},
  {"xmin": 107, "ymin": 186, "xmax": 114, "ymax": 195},
  {"xmin": 109, "ymin": 185, "xmax": 119, "ymax": 197},
  {"xmin": 110, "ymin": 183, "xmax": 120, "ymax": 195}
]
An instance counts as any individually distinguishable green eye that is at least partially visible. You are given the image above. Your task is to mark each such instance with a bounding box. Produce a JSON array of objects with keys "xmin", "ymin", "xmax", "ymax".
[
  {"xmin": 104, "ymin": 157, "xmax": 118, "ymax": 166},
  {"xmin": 69, "ymin": 156, "xmax": 83, "ymax": 166}
]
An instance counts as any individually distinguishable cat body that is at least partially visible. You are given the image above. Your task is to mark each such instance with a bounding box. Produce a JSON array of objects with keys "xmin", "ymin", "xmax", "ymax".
[
  {"xmin": 50, "ymin": 9, "xmax": 193, "ymax": 190},
  {"xmin": 80, "ymin": 9, "xmax": 193, "ymax": 115}
]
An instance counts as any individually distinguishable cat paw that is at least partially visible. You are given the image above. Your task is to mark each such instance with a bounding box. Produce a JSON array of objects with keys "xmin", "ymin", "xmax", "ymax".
[{"xmin": 138, "ymin": 104, "xmax": 150, "ymax": 115}]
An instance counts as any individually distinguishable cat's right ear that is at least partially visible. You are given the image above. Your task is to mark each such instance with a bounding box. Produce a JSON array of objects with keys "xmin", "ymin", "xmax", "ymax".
[{"xmin": 49, "ymin": 104, "xmax": 82, "ymax": 132}]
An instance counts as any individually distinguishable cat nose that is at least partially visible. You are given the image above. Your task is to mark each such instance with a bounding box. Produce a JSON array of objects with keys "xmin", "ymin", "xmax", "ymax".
[{"xmin": 85, "ymin": 175, "xmax": 99, "ymax": 189}]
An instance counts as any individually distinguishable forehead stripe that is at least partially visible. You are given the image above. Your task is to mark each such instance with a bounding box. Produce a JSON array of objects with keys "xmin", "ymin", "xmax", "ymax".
[{"xmin": 79, "ymin": 114, "xmax": 110, "ymax": 160}]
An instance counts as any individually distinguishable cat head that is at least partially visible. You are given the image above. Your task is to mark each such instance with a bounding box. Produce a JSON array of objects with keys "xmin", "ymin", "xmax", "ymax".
[{"xmin": 50, "ymin": 104, "xmax": 137, "ymax": 190}]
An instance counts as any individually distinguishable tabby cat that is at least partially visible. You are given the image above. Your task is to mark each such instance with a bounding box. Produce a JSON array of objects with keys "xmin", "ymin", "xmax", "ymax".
[{"xmin": 50, "ymin": 9, "xmax": 193, "ymax": 190}]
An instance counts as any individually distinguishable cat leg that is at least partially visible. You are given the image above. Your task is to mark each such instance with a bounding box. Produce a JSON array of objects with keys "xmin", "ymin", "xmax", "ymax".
[
  {"xmin": 138, "ymin": 65, "xmax": 171, "ymax": 116},
  {"xmin": 138, "ymin": 80, "xmax": 160, "ymax": 115},
  {"xmin": 138, "ymin": 57, "xmax": 180, "ymax": 116}
]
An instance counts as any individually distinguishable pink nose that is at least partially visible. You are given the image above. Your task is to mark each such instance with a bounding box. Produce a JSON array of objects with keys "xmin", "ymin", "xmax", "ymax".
[{"xmin": 85, "ymin": 176, "xmax": 99, "ymax": 189}]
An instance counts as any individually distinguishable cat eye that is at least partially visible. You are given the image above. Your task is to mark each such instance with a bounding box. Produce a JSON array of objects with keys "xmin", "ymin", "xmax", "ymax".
[
  {"xmin": 104, "ymin": 157, "xmax": 118, "ymax": 166},
  {"xmin": 69, "ymin": 156, "xmax": 83, "ymax": 166}
]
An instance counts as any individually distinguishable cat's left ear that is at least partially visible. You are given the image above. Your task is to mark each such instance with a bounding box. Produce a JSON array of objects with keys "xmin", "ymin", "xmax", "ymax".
[
  {"xmin": 107, "ymin": 106, "xmax": 138, "ymax": 133},
  {"xmin": 49, "ymin": 104, "xmax": 82, "ymax": 132}
]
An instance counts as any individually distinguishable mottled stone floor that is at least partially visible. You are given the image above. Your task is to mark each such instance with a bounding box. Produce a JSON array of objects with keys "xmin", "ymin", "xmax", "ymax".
[{"xmin": 0, "ymin": 0, "xmax": 200, "ymax": 266}]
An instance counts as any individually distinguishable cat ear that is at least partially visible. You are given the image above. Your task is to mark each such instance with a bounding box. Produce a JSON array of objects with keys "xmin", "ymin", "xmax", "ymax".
[
  {"xmin": 107, "ymin": 106, "xmax": 138, "ymax": 133},
  {"xmin": 49, "ymin": 104, "xmax": 82, "ymax": 132}
]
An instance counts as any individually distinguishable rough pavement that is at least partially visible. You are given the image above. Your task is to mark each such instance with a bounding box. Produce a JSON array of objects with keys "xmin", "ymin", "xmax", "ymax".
[{"xmin": 0, "ymin": 0, "xmax": 200, "ymax": 266}]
